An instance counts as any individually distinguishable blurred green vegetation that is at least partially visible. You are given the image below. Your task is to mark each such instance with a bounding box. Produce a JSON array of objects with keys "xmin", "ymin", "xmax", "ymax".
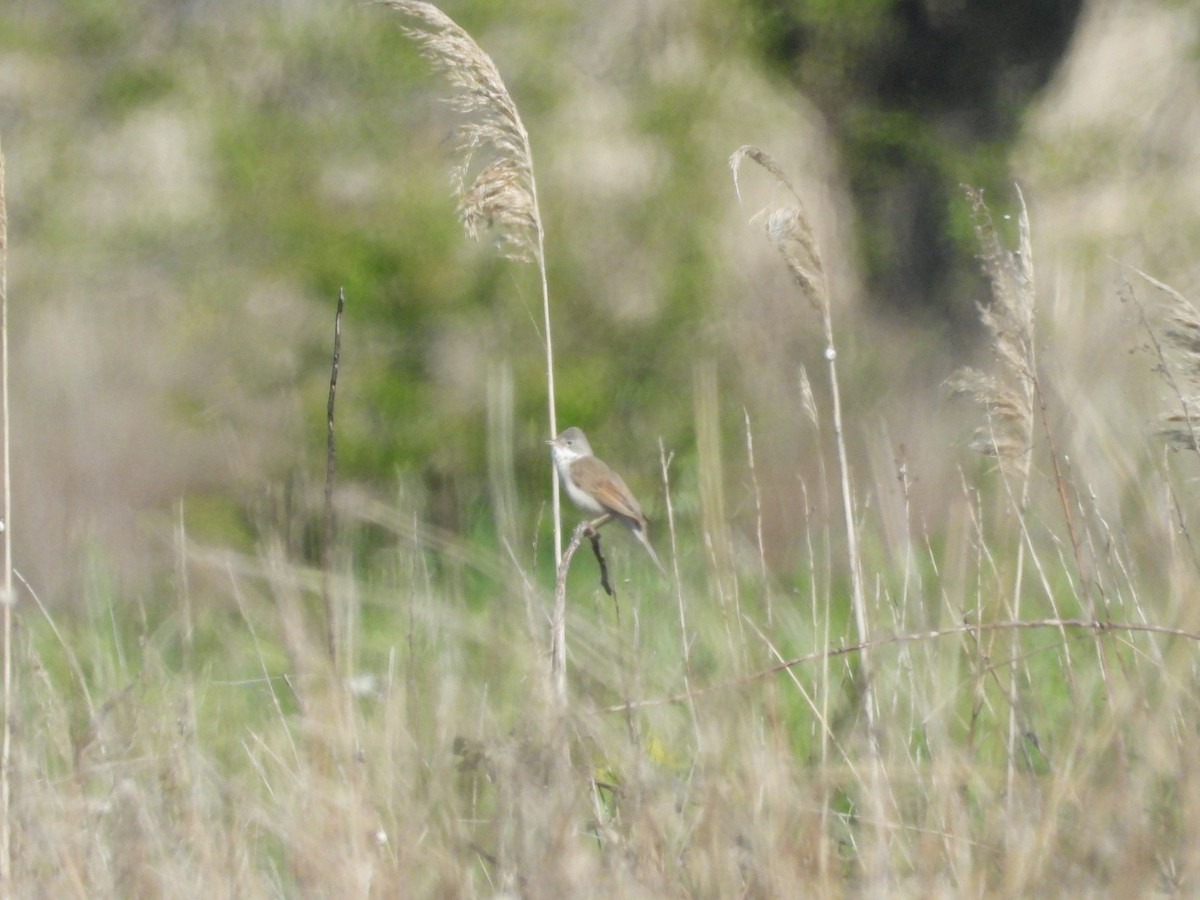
[
  {"xmin": 743, "ymin": 0, "xmax": 1084, "ymax": 325},
  {"xmin": 0, "ymin": 0, "xmax": 1088, "ymax": 595}
]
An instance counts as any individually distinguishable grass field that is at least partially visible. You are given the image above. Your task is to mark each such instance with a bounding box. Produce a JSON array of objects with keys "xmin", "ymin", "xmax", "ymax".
[
  {"xmin": 6, "ymin": 136, "xmax": 1200, "ymax": 900},
  {"xmin": 11, "ymin": 286, "xmax": 1200, "ymax": 897}
]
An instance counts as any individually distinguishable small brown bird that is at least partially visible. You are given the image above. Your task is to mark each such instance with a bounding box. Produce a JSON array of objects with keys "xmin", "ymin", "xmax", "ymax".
[{"xmin": 547, "ymin": 426, "xmax": 666, "ymax": 573}]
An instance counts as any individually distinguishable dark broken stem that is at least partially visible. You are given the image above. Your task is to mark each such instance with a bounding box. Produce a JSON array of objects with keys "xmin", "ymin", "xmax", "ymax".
[
  {"xmin": 585, "ymin": 527, "xmax": 616, "ymax": 602},
  {"xmin": 322, "ymin": 288, "xmax": 344, "ymax": 669}
]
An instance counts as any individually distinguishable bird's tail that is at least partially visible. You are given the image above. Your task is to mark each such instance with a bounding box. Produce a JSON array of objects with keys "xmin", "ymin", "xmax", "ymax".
[{"xmin": 632, "ymin": 525, "xmax": 667, "ymax": 575}]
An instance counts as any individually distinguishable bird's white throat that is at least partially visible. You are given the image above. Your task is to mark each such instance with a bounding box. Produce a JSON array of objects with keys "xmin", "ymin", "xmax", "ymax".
[{"xmin": 551, "ymin": 448, "xmax": 606, "ymax": 515}]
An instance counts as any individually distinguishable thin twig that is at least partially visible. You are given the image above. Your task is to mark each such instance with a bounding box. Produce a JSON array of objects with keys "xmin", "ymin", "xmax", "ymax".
[{"xmin": 606, "ymin": 617, "xmax": 1195, "ymax": 713}]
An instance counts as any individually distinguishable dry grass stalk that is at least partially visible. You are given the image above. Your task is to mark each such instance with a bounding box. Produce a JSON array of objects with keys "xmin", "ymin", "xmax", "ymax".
[
  {"xmin": 730, "ymin": 144, "xmax": 888, "ymax": 885},
  {"xmin": 659, "ymin": 437, "xmax": 701, "ymax": 750},
  {"xmin": 728, "ymin": 143, "xmax": 867, "ymax": 658},
  {"xmin": 742, "ymin": 410, "xmax": 771, "ymax": 623},
  {"xmin": 728, "ymin": 145, "xmax": 864, "ymax": 661},
  {"xmin": 947, "ymin": 185, "xmax": 1057, "ymax": 830},
  {"xmin": 0, "ymin": 134, "xmax": 12, "ymax": 892}
]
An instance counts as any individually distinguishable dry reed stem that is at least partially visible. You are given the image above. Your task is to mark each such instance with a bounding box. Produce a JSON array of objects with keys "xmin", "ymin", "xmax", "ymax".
[
  {"xmin": 658, "ymin": 438, "xmax": 700, "ymax": 750},
  {"xmin": 742, "ymin": 409, "xmax": 770, "ymax": 624},
  {"xmin": 731, "ymin": 143, "xmax": 887, "ymax": 888},
  {"xmin": 551, "ymin": 521, "xmax": 593, "ymax": 707},
  {"xmin": 694, "ymin": 364, "xmax": 740, "ymax": 662},
  {"xmin": 729, "ymin": 146, "xmax": 875, "ymax": 725},
  {"xmin": 0, "ymin": 134, "xmax": 12, "ymax": 892},
  {"xmin": 949, "ymin": 185, "xmax": 1045, "ymax": 814}
]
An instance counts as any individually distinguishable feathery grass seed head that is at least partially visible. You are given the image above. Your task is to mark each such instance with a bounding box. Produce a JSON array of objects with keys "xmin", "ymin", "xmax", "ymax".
[
  {"xmin": 730, "ymin": 146, "xmax": 829, "ymax": 317},
  {"xmin": 388, "ymin": 1, "xmax": 540, "ymax": 262},
  {"xmin": 947, "ymin": 187, "xmax": 1037, "ymax": 472},
  {"xmin": 1125, "ymin": 267, "xmax": 1200, "ymax": 452}
]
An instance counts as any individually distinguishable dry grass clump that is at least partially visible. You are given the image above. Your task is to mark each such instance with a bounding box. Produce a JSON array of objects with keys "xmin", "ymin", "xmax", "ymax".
[{"xmin": 9, "ymin": 368, "xmax": 1200, "ymax": 896}]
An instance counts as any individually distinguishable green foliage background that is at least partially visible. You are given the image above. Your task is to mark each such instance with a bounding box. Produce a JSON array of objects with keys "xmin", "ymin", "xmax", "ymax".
[{"xmin": 0, "ymin": 0, "xmax": 1074, "ymax": 594}]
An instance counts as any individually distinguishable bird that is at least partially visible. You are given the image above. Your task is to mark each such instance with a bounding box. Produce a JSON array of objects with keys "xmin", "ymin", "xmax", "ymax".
[{"xmin": 547, "ymin": 426, "xmax": 666, "ymax": 573}]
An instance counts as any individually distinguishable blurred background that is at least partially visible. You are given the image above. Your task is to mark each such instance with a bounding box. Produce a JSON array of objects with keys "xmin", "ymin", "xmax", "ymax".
[{"xmin": 0, "ymin": 0, "xmax": 1197, "ymax": 602}]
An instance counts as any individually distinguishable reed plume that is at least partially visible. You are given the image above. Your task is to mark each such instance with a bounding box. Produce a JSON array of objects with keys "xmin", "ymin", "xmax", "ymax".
[
  {"xmin": 945, "ymin": 186, "xmax": 1036, "ymax": 478},
  {"xmin": 1124, "ymin": 266, "xmax": 1200, "ymax": 452},
  {"xmin": 385, "ymin": 1, "xmax": 540, "ymax": 262},
  {"xmin": 730, "ymin": 146, "xmax": 829, "ymax": 320}
]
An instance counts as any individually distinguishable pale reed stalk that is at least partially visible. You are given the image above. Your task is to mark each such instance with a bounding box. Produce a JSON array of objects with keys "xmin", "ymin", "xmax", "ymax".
[{"xmin": 0, "ymin": 135, "xmax": 12, "ymax": 893}]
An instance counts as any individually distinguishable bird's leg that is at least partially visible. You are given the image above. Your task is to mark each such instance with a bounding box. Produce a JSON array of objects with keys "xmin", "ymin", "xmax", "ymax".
[{"xmin": 583, "ymin": 513, "xmax": 614, "ymax": 537}]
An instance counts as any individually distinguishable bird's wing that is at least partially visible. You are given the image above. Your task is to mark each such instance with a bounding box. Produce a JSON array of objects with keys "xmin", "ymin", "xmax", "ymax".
[{"xmin": 582, "ymin": 470, "xmax": 645, "ymax": 526}]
